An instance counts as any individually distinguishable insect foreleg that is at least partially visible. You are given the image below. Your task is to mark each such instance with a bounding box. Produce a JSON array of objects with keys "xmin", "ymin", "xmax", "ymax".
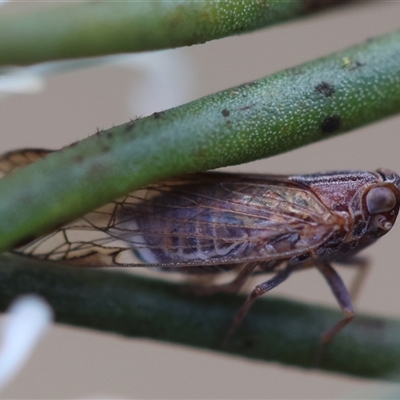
[
  {"xmin": 224, "ymin": 265, "xmax": 293, "ymax": 345},
  {"xmin": 316, "ymin": 262, "xmax": 354, "ymax": 347}
]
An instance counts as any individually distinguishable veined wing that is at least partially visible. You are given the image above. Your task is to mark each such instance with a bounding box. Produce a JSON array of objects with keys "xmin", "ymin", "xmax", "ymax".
[
  {"xmin": 2, "ymin": 149, "xmax": 345, "ymax": 267},
  {"xmin": 0, "ymin": 148, "xmax": 53, "ymax": 178}
]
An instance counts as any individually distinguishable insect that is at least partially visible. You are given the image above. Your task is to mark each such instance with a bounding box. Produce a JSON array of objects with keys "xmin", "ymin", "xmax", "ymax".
[{"xmin": 2, "ymin": 148, "xmax": 400, "ymax": 347}]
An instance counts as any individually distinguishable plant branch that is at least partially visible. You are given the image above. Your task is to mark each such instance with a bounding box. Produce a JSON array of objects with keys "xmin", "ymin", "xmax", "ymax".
[
  {"xmin": 1, "ymin": 253, "xmax": 400, "ymax": 381},
  {"xmin": 0, "ymin": 0, "xmax": 356, "ymax": 66},
  {"xmin": 0, "ymin": 30, "xmax": 399, "ymax": 252}
]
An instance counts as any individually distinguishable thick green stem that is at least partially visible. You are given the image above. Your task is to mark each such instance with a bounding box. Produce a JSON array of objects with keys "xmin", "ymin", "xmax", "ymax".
[
  {"xmin": 0, "ymin": 30, "xmax": 399, "ymax": 253},
  {"xmin": 1, "ymin": 253, "xmax": 400, "ymax": 381},
  {"xmin": 0, "ymin": 0, "xmax": 354, "ymax": 65}
]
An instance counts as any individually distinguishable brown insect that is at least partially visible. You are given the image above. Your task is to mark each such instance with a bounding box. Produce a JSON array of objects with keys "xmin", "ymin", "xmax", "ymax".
[{"xmin": 2, "ymin": 149, "xmax": 400, "ymax": 347}]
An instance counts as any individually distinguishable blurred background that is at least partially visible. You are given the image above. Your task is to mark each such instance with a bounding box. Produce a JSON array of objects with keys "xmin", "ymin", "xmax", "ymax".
[{"xmin": 1, "ymin": 1, "xmax": 400, "ymax": 398}]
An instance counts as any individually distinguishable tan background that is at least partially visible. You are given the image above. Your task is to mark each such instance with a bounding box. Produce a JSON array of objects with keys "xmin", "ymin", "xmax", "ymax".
[{"xmin": 1, "ymin": 1, "xmax": 400, "ymax": 398}]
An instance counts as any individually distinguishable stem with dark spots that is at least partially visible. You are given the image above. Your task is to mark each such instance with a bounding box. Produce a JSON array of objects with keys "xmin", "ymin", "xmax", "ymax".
[{"xmin": 0, "ymin": 30, "xmax": 399, "ymax": 253}]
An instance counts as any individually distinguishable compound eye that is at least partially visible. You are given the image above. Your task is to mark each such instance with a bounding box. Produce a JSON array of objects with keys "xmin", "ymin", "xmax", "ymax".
[{"xmin": 366, "ymin": 187, "xmax": 397, "ymax": 214}]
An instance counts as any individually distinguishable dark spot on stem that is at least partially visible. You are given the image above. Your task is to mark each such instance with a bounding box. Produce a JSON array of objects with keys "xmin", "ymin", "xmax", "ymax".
[
  {"xmin": 75, "ymin": 155, "xmax": 84, "ymax": 163},
  {"xmin": 315, "ymin": 81, "xmax": 335, "ymax": 97},
  {"xmin": 239, "ymin": 103, "xmax": 256, "ymax": 111},
  {"xmin": 125, "ymin": 121, "xmax": 135, "ymax": 132},
  {"xmin": 153, "ymin": 111, "xmax": 164, "ymax": 119},
  {"xmin": 321, "ymin": 115, "xmax": 341, "ymax": 134},
  {"xmin": 222, "ymin": 109, "xmax": 230, "ymax": 117},
  {"xmin": 106, "ymin": 132, "xmax": 113, "ymax": 139}
]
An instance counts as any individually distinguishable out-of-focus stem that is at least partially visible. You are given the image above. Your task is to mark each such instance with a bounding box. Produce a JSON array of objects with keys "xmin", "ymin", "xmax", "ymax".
[
  {"xmin": 0, "ymin": 0, "xmax": 355, "ymax": 65},
  {"xmin": 0, "ymin": 253, "xmax": 399, "ymax": 381}
]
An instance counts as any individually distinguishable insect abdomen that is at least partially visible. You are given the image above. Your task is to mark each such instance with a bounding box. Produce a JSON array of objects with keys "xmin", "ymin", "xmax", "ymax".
[{"xmin": 133, "ymin": 205, "xmax": 253, "ymax": 264}]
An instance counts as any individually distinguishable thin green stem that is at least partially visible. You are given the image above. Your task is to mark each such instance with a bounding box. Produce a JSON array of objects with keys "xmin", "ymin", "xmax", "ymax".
[
  {"xmin": 0, "ymin": 30, "xmax": 399, "ymax": 252},
  {"xmin": 1, "ymin": 253, "xmax": 400, "ymax": 381},
  {"xmin": 0, "ymin": 0, "xmax": 355, "ymax": 65}
]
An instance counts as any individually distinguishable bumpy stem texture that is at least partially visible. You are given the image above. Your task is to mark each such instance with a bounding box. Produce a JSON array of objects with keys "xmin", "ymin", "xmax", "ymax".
[
  {"xmin": 0, "ymin": 30, "xmax": 399, "ymax": 252},
  {"xmin": 0, "ymin": 0, "xmax": 354, "ymax": 65}
]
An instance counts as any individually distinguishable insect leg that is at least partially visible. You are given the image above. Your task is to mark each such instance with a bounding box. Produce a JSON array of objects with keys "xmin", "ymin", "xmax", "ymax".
[
  {"xmin": 224, "ymin": 265, "xmax": 293, "ymax": 344},
  {"xmin": 190, "ymin": 262, "xmax": 258, "ymax": 296},
  {"xmin": 316, "ymin": 262, "xmax": 354, "ymax": 345},
  {"xmin": 338, "ymin": 256, "xmax": 370, "ymax": 304}
]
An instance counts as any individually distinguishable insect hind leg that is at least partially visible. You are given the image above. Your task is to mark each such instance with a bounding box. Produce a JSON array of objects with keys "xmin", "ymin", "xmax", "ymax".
[{"xmin": 224, "ymin": 265, "xmax": 293, "ymax": 345}]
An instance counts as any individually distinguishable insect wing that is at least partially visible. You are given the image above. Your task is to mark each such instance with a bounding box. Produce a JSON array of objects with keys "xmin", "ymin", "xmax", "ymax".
[
  {"xmin": 0, "ymin": 148, "xmax": 52, "ymax": 178},
  {"xmin": 8, "ymin": 152, "xmax": 344, "ymax": 267}
]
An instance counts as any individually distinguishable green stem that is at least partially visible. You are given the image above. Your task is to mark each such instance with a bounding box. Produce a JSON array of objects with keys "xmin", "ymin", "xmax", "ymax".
[
  {"xmin": 0, "ymin": 31, "xmax": 400, "ymax": 251},
  {"xmin": 0, "ymin": 30, "xmax": 400, "ymax": 253},
  {"xmin": 0, "ymin": 0, "xmax": 354, "ymax": 65},
  {"xmin": 1, "ymin": 253, "xmax": 400, "ymax": 381}
]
